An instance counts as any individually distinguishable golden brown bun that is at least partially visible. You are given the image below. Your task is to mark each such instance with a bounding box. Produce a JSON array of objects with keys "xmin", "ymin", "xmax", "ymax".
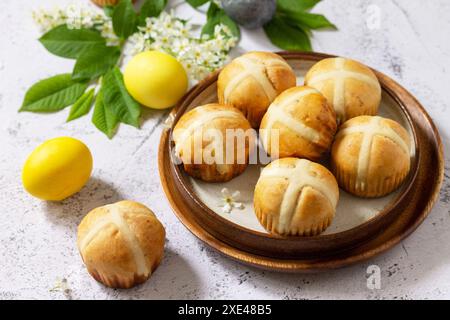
[
  {"xmin": 218, "ymin": 51, "xmax": 296, "ymax": 128},
  {"xmin": 259, "ymin": 86, "xmax": 337, "ymax": 161},
  {"xmin": 173, "ymin": 103, "xmax": 254, "ymax": 182},
  {"xmin": 254, "ymin": 158, "xmax": 339, "ymax": 236},
  {"xmin": 304, "ymin": 57, "xmax": 381, "ymax": 124},
  {"xmin": 331, "ymin": 116, "xmax": 411, "ymax": 197},
  {"xmin": 91, "ymin": 0, "xmax": 136, "ymax": 6},
  {"xmin": 77, "ymin": 201, "xmax": 165, "ymax": 289}
]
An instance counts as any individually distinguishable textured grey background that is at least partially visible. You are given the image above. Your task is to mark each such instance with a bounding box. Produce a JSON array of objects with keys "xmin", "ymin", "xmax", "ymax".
[{"xmin": 0, "ymin": 0, "xmax": 449, "ymax": 299}]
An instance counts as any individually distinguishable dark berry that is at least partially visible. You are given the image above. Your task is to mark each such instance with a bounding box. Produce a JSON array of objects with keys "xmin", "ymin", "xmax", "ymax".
[{"xmin": 221, "ymin": 0, "xmax": 277, "ymax": 29}]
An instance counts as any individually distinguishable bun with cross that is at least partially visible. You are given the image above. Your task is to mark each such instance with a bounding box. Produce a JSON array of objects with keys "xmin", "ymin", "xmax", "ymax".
[
  {"xmin": 254, "ymin": 158, "xmax": 339, "ymax": 236},
  {"xmin": 173, "ymin": 103, "xmax": 254, "ymax": 182},
  {"xmin": 259, "ymin": 86, "xmax": 337, "ymax": 161},
  {"xmin": 77, "ymin": 201, "xmax": 165, "ymax": 289},
  {"xmin": 217, "ymin": 51, "xmax": 296, "ymax": 128},
  {"xmin": 305, "ymin": 57, "xmax": 381, "ymax": 125},
  {"xmin": 331, "ymin": 115, "xmax": 411, "ymax": 197}
]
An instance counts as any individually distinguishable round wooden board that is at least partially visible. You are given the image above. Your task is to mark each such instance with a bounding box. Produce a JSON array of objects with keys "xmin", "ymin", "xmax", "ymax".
[{"xmin": 158, "ymin": 52, "xmax": 444, "ymax": 271}]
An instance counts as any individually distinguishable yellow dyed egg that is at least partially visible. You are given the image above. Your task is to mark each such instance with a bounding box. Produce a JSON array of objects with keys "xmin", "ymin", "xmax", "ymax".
[
  {"xmin": 22, "ymin": 137, "xmax": 93, "ymax": 201},
  {"xmin": 124, "ymin": 51, "xmax": 188, "ymax": 109}
]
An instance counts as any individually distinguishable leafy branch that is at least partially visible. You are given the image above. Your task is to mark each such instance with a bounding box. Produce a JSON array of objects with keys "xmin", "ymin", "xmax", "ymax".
[
  {"xmin": 21, "ymin": 0, "xmax": 167, "ymax": 138},
  {"xmin": 22, "ymin": 0, "xmax": 336, "ymax": 138}
]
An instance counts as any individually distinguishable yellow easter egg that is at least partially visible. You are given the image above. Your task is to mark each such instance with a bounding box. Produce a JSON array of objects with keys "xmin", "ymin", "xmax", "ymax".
[
  {"xmin": 124, "ymin": 51, "xmax": 188, "ymax": 109},
  {"xmin": 22, "ymin": 137, "xmax": 93, "ymax": 201}
]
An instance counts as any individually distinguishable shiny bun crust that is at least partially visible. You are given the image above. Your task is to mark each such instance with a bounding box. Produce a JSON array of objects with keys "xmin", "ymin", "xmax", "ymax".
[
  {"xmin": 254, "ymin": 158, "xmax": 339, "ymax": 236},
  {"xmin": 331, "ymin": 116, "xmax": 411, "ymax": 197},
  {"xmin": 173, "ymin": 103, "xmax": 254, "ymax": 182},
  {"xmin": 260, "ymin": 86, "xmax": 337, "ymax": 161},
  {"xmin": 305, "ymin": 57, "xmax": 381, "ymax": 124},
  {"xmin": 218, "ymin": 51, "xmax": 296, "ymax": 128},
  {"xmin": 77, "ymin": 201, "xmax": 165, "ymax": 289}
]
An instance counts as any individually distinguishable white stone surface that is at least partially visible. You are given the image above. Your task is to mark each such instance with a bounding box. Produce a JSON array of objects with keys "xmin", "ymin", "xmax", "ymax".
[{"xmin": 0, "ymin": 0, "xmax": 449, "ymax": 300}]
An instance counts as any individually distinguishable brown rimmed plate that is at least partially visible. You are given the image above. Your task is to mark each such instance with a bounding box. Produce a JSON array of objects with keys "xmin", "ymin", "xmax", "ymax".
[{"xmin": 158, "ymin": 51, "xmax": 444, "ymax": 271}]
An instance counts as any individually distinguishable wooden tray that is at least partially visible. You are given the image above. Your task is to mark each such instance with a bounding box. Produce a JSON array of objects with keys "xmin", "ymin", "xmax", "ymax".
[{"xmin": 158, "ymin": 52, "xmax": 444, "ymax": 271}]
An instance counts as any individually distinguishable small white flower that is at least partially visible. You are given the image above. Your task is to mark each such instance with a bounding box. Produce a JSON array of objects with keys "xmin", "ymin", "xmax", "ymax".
[
  {"xmin": 32, "ymin": 7, "xmax": 67, "ymax": 32},
  {"xmin": 97, "ymin": 21, "xmax": 120, "ymax": 46},
  {"xmin": 172, "ymin": 38, "xmax": 190, "ymax": 53},
  {"xmin": 127, "ymin": 33, "xmax": 147, "ymax": 55},
  {"xmin": 219, "ymin": 188, "xmax": 244, "ymax": 214},
  {"xmin": 49, "ymin": 277, "xmax": 70, "ymax": 293},
  {"xmin": 33, "ymin": 4, "xmax": 119, "ymax": 45}
]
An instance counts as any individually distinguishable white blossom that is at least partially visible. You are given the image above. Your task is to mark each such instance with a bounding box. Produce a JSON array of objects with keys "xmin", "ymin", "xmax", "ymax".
[
  {"xmin": 98, "ymin": 20, "xmax": 120, "ymax": 46},
  {"xmin": 33, "ymin": 5, "xmax": 238, "ymax": 84},
  {"xmin": 128, "ymin": 11, "xmax": 238, "ymax": 83},
  {"xmin": 32, "ymin": 7, "xmax": 67, "ymax": 32},
  {"xmin": 32, "ymin": 4, "xmax": 119, "ymax": 46},
  {"xmin": 219, "ymin": 188, "xmax": 244, "ymax": 214}
]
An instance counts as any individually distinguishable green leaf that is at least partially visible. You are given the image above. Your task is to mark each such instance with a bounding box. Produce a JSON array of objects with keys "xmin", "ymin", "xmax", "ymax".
[
  {"xmin": 92, "ymin": 90, "xmax": 119, "ymax": 138},
  {"xmin": 277, "ymin": 0, "xmax": 321, "ymax": 13},
  {"xmin": 102, "ymin": 67, "xmax": 141, "ymax": 127},
  {"xmin": 282, "ymin": 11, "xmax": 336, "ymax": 30},
  {"xmin": 67, "ymin": 88, "xmax": 95, "ymax": 122},
  {"xmin": 39, "ymin": 25, "xmax": 105, "ymax": 59},
  {"xmin": 72, "ymin": 45, "xmax": 121, "ymax": 81},
  {"xmin": 186, "ymin": 0, "xmax": 210, "ymax": 8},
  {"xmin": 201, "ymin": 2, "xmax": 240, "ymax": 38},
  {"xmin": 112, "ymin": 0, "xmax": 138, "ymax": 39},
  {"xmin": 104, "ymin": 5, "xmax": 115, "ymax": 18},
  {"xmin": 139, "ymin": 0, "xmax": 167, "ymax": 25},
  {"xmin": 206, "ymin": 1, "xmax": 219, "ymax": 18},
  {"xmin": 263, "ymin": 16, "xmax": 311, "ymax": 51},
  {"xmin": 20, "ymin": 74, "xmax": 88, "ymax": 112}
]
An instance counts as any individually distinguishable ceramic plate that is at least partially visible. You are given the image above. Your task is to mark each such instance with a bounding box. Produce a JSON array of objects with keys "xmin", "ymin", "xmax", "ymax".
[{"xmin": 159, "ymin": 52, "xmax": 443, "ymax": 270}]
